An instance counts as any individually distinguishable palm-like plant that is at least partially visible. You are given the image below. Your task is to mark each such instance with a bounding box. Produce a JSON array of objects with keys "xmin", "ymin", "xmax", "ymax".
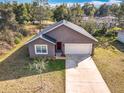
[{"xmin": 29, "ymin": 57, "xmax": 50, "ymax": 73}]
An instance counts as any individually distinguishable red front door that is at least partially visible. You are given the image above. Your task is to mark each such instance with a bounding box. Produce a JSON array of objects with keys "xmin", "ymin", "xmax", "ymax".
[{"xmin": 57, "ymin": 42, "xmax": 62, "ymax": 50}]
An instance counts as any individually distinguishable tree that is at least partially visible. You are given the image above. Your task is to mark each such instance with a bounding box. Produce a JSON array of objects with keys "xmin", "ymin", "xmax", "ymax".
[
  {"xmin": 44, "ymin": 7, "xmax": 53, "ymax": 20},
  {"xmin": 70, "ymin": 4, "xmax": 83, "ymax": 24},
  {"xmin": 97, "ymin": 4, "xmax": 110, "ymax": 17},
  {"xmin": 31, "ymin": 0, "xmax": 52, "ymax": 23},
  {"xmin": 13, "ymin": 4, "xmax": 30, "ymax": 24},
  {"xmin": 109, "ymin": 4, "xmax": 119, "ymax": 16},
  {"xmin": 32, "ymin": 0, "xmax": 48, "ymax": 6},
  {"xmin": 25, "ymin": 3, "xmax": 32, "ymax": 21},
  {"xmin": 53, "ymin": 4, "xmax": 69, "ymax": 21},
  {"xmin": 0, "ymin": 28, "xmax": 15, "ymax": 45},
  {"xmin": 0, "ymin": 9, "xmax": 21, "ymax": 45},
  {"xmin": 82, "ymin": 3, "xmax": 96, "ymax": 17},
  {"xmin": 0, "ymin": 9, "xmax": 17, "ymax": 29},
  {"xmin": 81, "ymin": 19, "xmax": 97, "ymax": 34},
  {"xmin": 118, "ymin": 2, "xmax": 124, "ymax": 28}
]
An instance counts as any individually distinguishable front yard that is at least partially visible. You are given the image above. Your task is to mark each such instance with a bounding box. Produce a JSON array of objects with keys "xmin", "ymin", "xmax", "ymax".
[
  {"xmin": 93, "ymin": 39, "xmax": 124, "ymax": 93},
  {"xmin": 0, "ymin": 37, "xmax": 65, "ymax": 93},
  {"xmin": 0, "ymin": 35, "xmax": 124, "ymax": 93}
]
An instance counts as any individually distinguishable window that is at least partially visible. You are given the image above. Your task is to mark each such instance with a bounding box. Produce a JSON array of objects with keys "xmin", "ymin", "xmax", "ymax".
[{"xmin": 35, "ymin": 45, "xmax": 48, "ymax": 54}]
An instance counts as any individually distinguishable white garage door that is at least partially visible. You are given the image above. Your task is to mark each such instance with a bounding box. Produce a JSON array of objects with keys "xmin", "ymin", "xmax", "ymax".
[{"xmin": 65, "ymin": 43, "xmax": 92, "ymax": 55}]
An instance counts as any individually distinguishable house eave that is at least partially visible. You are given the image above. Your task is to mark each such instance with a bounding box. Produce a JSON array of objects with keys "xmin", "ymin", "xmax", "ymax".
[
  {"xmin": 25, "ymin": 36, "xmax": 56, "ymax": 45},
  {"xmin": 41, "ymin": 20, "xmax": 98, "ymax": 42},
  {"xmin": 26, "ymin": 20, "xmax": 98, "ymax": 45}
]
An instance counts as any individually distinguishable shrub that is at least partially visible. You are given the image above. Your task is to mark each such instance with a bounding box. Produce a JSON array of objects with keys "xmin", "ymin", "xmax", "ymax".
[
  {"xmin": 81, "ymin": 20, "xmax": 97, "ymax": 34},
  {"xmin": 15, "ymin": 33, "xmax": 23, "ymax": 40},
  {"xmin": 0, "ymin": 28, "xmax": 15, "ymax": 45},
  {"xmin": 93, "ymin": 29, "xmax": 103, "ymax": 36},
  {"xmin": 105, "ymin": 31, "xmax": 115, "ymax": 37},
  {"xmin": 28, "ymin": 57, "xmax": 53, "ymax": 73},
  {"xmin": 106, "ymin": 27, "xmax": 122, "ymax": 37},
  {"xmin": 14, "ymin": 37, "xmax": 21, "ymax": 44},
  {"xmin": 19, "ymin": 28, "xmax": 30, "ymax": 37}
]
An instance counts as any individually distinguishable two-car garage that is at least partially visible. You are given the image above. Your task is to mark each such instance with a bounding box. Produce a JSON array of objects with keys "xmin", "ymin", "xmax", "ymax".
[{"xmin": 64, "ymin": 43, "xmax": 92, "ymax": 55}]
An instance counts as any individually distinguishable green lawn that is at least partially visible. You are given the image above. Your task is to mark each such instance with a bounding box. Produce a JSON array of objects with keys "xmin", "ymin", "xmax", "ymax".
[
  {"xmin": 93, "ymin": 38, "xmax": 124, "ymax": 93},
  {"xmin": 0, "ymin": 37, "xmax": 65, "ymax": 93}
]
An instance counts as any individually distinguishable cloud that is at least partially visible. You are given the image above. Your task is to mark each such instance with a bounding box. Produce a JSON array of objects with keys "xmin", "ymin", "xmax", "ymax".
[
  {"xmin": 50, "ymin": 3, "xmax": 85, "ymax": 7},
  {"xmin": 91, "ymin": 0, "xmax": 121, "ymax": 6},
  {"xmin": 50, "ymin": 0, "xmax": 122, "ymax": 7},
  {"xmin": 90, "ymin": 1, "xmax": 106, "ymax": 6},
  {"xmin": 107, "ymin": 0, "xmax": 121, "ymax": 4}
]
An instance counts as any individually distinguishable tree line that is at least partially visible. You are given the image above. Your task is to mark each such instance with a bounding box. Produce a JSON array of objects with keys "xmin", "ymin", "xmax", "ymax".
[
  {"xmin": 0, "ymin": 2, "xmax": 123, "ymax": 24},
  {"xmin": 0, "ymin": 1, "xmax": 123, "ymax": 54},
  {"xmin": 53, "ymin": 3, "xmax": 124, "ymax": 22}
]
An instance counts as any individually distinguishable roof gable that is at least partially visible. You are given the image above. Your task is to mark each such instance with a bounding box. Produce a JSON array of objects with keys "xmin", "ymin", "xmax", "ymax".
[
  {"xmin": 25, "ymin": 35, "xmax": 56, "ymax": 45},
  {"xmin": 40, "ymin": 20, "xmax": 98, "ymax": 42},
  {"xmin": 26, "ymin": 20, "xmax": 98, "ymax": 45}
]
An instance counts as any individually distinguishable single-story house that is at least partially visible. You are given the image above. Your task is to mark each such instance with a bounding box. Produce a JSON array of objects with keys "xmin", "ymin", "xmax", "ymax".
[
  {"xmin": 117, "ymin": 31, "xmax": 124, "ymax": 43},
  {"xmin": 26, "ymin": 20, "xmax": 98, "ymax": 58}
]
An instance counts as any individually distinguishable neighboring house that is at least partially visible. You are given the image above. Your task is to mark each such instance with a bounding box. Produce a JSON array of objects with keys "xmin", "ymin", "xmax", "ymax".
[
  {"xmin": 95, "ymin": 15, "xmax": 118, "ymax": 28},
  {"xmin": 82, "ymin": 15, "xmax": 118, "ymax": 28},
  {"xmin": 26, "ymin": 20, "xmax": 98, "ymax": 58},
  {"xmin": 117, "ymin": 31, "xmax": 124, "ymax": 43}
]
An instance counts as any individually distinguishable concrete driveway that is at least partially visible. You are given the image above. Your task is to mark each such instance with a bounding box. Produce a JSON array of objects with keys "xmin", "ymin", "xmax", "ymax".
[{"xmin": 66, "ymin": 55, "xmax": 111, "ymax": 93}]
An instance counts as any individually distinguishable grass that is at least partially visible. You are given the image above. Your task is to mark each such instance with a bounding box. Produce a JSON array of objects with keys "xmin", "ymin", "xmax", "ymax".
[
  {"xmin": 0, "ymin": 36, "xmax": 65, "ymax": 93},
  {"xmin": 0, "ymin": 36, "xmax": 34, "ymax": 62},
  {"xmin": 93, "ymin": 37, "xmax": 124, "ymax": 93},
  {"xmin": 23, "ymin": 21, "xmax": 54, "ymax": 30},
  {"xmin": 0, "ymin": 34, "xmax": 124, "ymax": 93},
  {"xmin": 23, "ymin": 24, "xmax": 40, "ymax": 30}
]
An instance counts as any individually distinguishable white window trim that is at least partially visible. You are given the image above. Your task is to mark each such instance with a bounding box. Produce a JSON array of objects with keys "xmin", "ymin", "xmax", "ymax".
[{"xmin": 34, "ymin": 44, "xmax": 48, "ymax": 55}]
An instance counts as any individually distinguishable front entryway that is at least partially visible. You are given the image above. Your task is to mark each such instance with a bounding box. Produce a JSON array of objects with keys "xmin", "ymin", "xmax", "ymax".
[
  {"xmin": 56, "ymin": 42, "xmax": 62, "ymax": 50},
  {"xmin": 56, "ymin": 42, "xmax": 65, "ymax": 57}
]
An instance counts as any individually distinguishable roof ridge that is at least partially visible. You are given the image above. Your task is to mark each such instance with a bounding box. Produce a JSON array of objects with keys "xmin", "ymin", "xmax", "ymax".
[
  {"xmin": 63, "ymin": 20, "xmax": 98, "ymax": 42},
  {"xmin": 26, "ymin": 20, "xmax": 98, "ymax": 45}
]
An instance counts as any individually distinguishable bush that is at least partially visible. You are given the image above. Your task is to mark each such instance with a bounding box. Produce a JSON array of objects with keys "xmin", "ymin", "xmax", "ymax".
[
  {"xmin": 81, "ymin": 19, "xmax": 97, "ymax": 34},
  {"xmin": 105, "ymin": 32, "xmax": 115, "ymax": 37},
  {"xmin": 28, "ymin": 57, "xmax": 53, "ymax": 73},
  {"xmin": 19, "ymin": 28, "xmax": 30, "ymax": 37},
  {"xmin": 14, "ymin": 37, "xmax": 21, "ymax": 44},
  {"xmin": 106, "ymin": 27, "xmax": 122, "ymax": 37},
  {"xmin": 93, "ymin": 30, "xmax": 103, "ymax": 36},
  {"xmin": 0, "ymin": 28, "xmax": 15, "ymax": 45},
  {"xmin": 15, "ymin": 33, "xmax": 23, "ymax": 40}
]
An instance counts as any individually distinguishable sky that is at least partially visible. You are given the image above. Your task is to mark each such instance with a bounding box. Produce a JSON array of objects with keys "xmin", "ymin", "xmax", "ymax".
[{"xmin": 0, "ymin": 0, "xmax": 122, "ymax": 6}]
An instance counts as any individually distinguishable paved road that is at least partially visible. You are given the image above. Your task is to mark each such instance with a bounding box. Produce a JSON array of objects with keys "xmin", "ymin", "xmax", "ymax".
[{"xmin": 65, "ymin": 55, "xmax": 111, "ymax": 93}]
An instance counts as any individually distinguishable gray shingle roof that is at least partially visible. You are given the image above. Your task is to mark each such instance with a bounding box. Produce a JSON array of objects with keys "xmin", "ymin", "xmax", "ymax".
[
  {"xmin": 40, "ymin": 20, "xmax": 98, "ymax": 42},
  {"xmin": 26, "ymin": 20, "xmax": 98, "ymax": 44},
  {"xmin": 39, "ymin": 20, "xmax": 64, "ymax": 34},
  {"xmin": 64, "ymin": 20, "xmax": 98, "ymax": 42},
  {"xmin": 42, "ymin": 34, "xmax": 56, "ymax": 43}
]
